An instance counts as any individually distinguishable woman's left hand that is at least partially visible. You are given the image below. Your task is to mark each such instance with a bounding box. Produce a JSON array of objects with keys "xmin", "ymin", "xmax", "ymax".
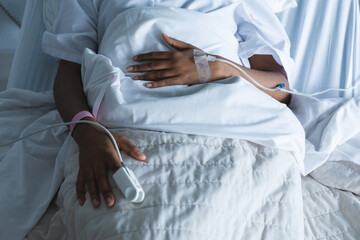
[{"xmin": 126, "ymin": 34, "xmax": 233, "ymax": 88}]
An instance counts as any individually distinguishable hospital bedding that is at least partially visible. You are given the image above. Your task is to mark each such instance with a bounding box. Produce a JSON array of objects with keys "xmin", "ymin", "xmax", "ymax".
[
  {"xmin": 0, "ymin": 90, "xmax": 304, "ymax": 239},
  {"xmin": 36, "ymin": 128, "xmax": 304, "ymax": 239},
  {"xmin": 277, "ymin": 0, "xmax": 360, "ymax": 98},
  {"xmin": 0, "ymin": 0, "xmax": 359, "ymax": 239}
]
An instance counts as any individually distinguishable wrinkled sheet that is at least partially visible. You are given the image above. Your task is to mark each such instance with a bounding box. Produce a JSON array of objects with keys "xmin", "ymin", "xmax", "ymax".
[
  {"xmin": 0, "ymin": 89, "xmax": 67, "ymax": 239},
  {"xmin": 290, "ymin": 95, "xmax": 360, "ymax": 174},
  {"xmin": 277, "ymin": 0, "xmax": 360, "ymax": 98}
]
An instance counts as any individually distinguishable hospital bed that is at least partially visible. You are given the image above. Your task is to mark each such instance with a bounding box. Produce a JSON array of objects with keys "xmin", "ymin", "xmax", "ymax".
[{"xmin": 1, "ymin": 0, "xmax": 360, "ymax": 239}]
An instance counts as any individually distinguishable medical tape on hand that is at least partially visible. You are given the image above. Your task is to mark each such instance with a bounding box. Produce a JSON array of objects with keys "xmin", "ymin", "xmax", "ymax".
[{"xmin": 193, "ymin": 49, "xmax": 212, "ymax": 84}]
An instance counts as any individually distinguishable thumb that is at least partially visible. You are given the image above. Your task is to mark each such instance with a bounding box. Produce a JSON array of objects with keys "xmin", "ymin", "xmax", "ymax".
[{"xmin": 162, "ymin": 33, "xmax": 195, "ymax": 50}]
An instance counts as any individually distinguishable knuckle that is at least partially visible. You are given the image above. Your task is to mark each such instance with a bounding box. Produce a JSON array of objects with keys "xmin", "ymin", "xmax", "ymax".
[
  {"xmin": 85, "ymin": 174, "xmax": 95, "ymax": 182},
  {"xmin": 90, "ymin": 194, "xmax": 99, "ymax": 200},
  {"xmin": 145, "ymin": 73, "xmax": 155, "ymax": 80},
  {"xmin": 101, "ymin": 188, "xmax": 112, "ymax": 196},
  {"xmin": 131, "ymin": 65, "xmax": 138, "ymax": 71},
  {"xmin": 164, "ymin": 80, "xmax": 172, "ymax": 86},
  {"xmin": 155, "ymin": 72, "xmax": 163, "ymax": 79},
  {"xmin": 118, "ymin": 135, "xmax": 128, "ymax": 142},
  {"xmin": 150, "ymin": 62, "xmax": 157, "ymax": 70},
  {"xmin": 102, "ymin": 193, "xmax": 112, "ymax": 200},
  {"xmin": 76, "ymin": 179, "xmax": 84, "ymax": 188},
  {"xmin": 132, "ymin": 146, "xmax": 140, "ymax": 152},
  {"xmin": 158, "ymin": 81, "xmax": 166, "ymax": 87},
  {"xmin": 173, "ymin": 52, "xmax": 181, "ymax": 58},
  {"xmin": 95, "ymin": 170, "xmax": 106, "ymax": 179},
  {"xmin": 173, "ymin": 68, "xmax": 182, "ymax": 76},
  {"xmin": 76, "ymin": 186, "xmax": 84, "ymax": 196},
  {"xmin": 173, "ymin": 59, "xmax": 181, "ymax": 67}
]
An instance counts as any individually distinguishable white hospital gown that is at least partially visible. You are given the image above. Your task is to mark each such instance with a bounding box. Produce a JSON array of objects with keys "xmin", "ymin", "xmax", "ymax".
[{"xmin": 42, "ymin": 0, "xmax": 295, "ymax": 81}]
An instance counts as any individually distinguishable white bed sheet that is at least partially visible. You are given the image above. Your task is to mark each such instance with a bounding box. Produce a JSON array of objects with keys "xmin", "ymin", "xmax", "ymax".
[
  {"xmin": 6, "ymin": 0, "xmax": 59, "ymax": 92},
  {"xmin": 277, "ymin": 0, "xmax": 360, "ymax": 98}
]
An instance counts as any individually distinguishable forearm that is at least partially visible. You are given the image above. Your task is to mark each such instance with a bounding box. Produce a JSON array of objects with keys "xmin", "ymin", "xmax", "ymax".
[
  {"xmin": 211, "ymin": 55, "xmax": 290, "ymax": 104},
  {"xmin": 53, "ymin": 60, "xmax": 99, "ymax": 142},
  {"xmin": 54, "ymin": 60, "xmax": 90, "ymax": 122}
]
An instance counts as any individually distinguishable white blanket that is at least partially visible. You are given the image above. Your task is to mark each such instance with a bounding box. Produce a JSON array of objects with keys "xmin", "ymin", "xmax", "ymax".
[
  {"xmin": 98, "ymin": 7, "xmax": 243, "ymax": 76},
  {"xmin": 32, "ymin": 129, "xmax": 304, "ymax": 240},
  {"xmin": 302, "ymin": 174, "xmax": 360, "ymax": 239}
]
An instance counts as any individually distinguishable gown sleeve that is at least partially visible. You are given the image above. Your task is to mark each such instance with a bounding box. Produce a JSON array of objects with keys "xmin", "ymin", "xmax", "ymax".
[{"xmin": 234, "ymin": 0, "xmax": 295, "ymax": 83}]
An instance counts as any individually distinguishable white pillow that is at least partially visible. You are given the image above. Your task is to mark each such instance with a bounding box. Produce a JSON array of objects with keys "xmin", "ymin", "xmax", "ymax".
[
  {"xmin": 81, "ymin": 48, "xmax": 305, "ymax": 174},
  {"xmin": 98, "ymin": 7, "xmax": 241, "ymax": 76},
  {"xmin": 80, "ymin": 7, "xmax": 306, "ymax": 173}
]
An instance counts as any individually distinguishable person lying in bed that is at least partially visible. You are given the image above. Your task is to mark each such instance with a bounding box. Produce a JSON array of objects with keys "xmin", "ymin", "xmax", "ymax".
[{"xmin": 43, "ymin": 0, "xmax": 293, "ymax": 209}]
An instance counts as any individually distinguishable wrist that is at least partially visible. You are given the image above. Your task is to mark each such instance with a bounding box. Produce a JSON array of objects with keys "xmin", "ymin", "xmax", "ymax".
[
  {"xmin": 209, "ymin": 56, "xmax": 238, "ymax": 80},
  {"xmin": 72, "ymin": 116, "xmax": 97, "ymax": 144}
]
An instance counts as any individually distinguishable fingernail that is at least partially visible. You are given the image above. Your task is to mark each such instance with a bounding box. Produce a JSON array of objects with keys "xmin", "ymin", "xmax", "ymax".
[
  {"xmin": 106, "ymin": 197, "xmax": 113, "ymax": 206},
  {"xmin": 78, "ymin": 199, "xmax": 84, "ymax": 205},
  {"xmin": 146, "ymin": 83, "xmax": 152, "ymax": 88},
  {"xmin": 126, "ymin": 66, "xmax": 133, "ymax": 72},
  {"xmin": 133, "ymin": 56, "xmax": 138, "ymax": 60},
  {"xmin": 92, "ymin": 199, "xmax": 99, "ymax": 207},
  {"xmin": 132, "ymin": 76, "xmax": 139, "ymax": 80},
  {"xmin": 137, "ymin": 152, "xmax": 147, "ymax": 161},
  {"xmin": 137, "ymin": 151, "xmax": 145, "ymax": 157}
]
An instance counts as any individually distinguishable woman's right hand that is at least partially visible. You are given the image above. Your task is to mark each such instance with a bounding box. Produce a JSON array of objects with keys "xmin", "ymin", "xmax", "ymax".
[{"xmin": 72, "ymin": 117, "xmax": 147, "ymax": 208}]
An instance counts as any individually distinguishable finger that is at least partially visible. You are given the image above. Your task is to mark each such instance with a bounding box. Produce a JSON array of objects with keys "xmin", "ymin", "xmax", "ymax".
[
  {"xmin": 76, "ymin": 169, "xmax": 86, "ymax": 206},
  {"xmin": 145, "ymin": 77, "xmax": 185, "ymax": 88},
  {"xmin": 162, "ymin": 33, "xmax": 195, "ymax": 50},
  {"xmin": 127, "ymin": 61, "xmax": 171, "ymax": 73},
  {"xmin": 95, "ymin": 167, "xmax": 115, "ymax": 208},
  {"xmin": 132, "ymin": 70, "xmax": 176, "ymax": 81},
  {"xmin": 116, "ymin": 136, "xmax": 147, "ymax": 161},
  {"xmin": 133, "ymin": 51, "xmax": 173, "ymax": 61},
  {"xmin": 85, "ymin": 170, "xmax": 101, "ymax": 208}
]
